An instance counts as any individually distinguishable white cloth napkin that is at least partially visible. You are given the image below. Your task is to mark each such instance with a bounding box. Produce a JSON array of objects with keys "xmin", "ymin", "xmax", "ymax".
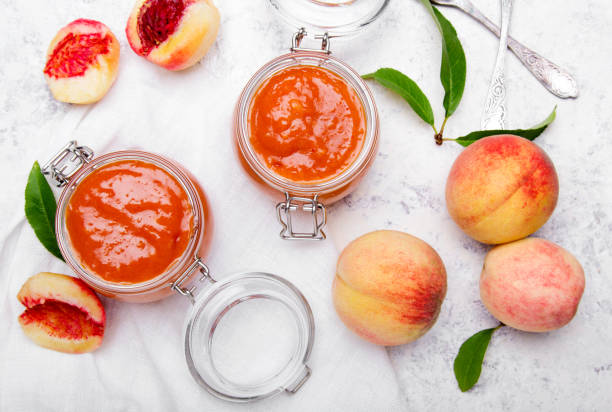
[{"xmin": 0, "ymin": 1, "xmax": 404, "ymax": 410}]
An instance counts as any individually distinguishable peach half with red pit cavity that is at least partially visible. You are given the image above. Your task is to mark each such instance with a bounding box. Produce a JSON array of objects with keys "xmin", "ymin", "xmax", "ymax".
[
  {"xmin": 17, "ymin": 272, "xmax": 105, "ymax": 354},
  {"xmin": 126, "ymin": 0, "xmax": 220, "ymax": 71},
  {"xmin": 44, "ymin": 19, "xmax": 120, "ymax": 104}
]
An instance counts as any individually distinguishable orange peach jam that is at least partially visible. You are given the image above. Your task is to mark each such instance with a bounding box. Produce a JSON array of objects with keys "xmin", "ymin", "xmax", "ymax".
[
  {"xmin": 65, "ymin": 160, "xmax": 193, "ymax": 284},
  {"xmin": 248, "ymin": 65, "xmax": 366, "ymax": 183}
]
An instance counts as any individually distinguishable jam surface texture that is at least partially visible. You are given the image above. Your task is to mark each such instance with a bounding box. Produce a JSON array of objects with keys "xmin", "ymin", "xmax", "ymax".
[
  {"xmin": 249, "ymin": 65, "xmax": 366, "ymax": 183},
  {"xmin": 65, "ymin": 159, "xmax": 193, "ymax": 284}
]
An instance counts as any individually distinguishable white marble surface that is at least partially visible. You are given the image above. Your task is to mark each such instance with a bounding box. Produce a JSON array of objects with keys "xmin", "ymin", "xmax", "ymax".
[{"xmin": 1, "ymin": 0, "xmax": 611, "ymax": 411}]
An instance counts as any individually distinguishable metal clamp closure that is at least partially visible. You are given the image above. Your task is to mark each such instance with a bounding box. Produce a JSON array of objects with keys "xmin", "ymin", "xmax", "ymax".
[
  {"xmin": 285, "ymin": 365, "xmax": 312, "ymax": 394},
  {"xmin": 171, "ymin": 257, "xmax": 214, "ymax": 303},
  {"xmin": 276, "ymin": 193, "xmax": 326, "ymax": 240},
  {"xmin": 42, "ymin": 141, "xmax": 94, "ymax": 187},
  {"xmin": 291, "ymin": 28, "xmax": 331, "ymax": 54}
]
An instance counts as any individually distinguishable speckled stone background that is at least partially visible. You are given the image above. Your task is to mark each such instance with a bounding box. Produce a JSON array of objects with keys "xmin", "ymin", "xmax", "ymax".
[{"xmin": 1, "ymin": 0, "xmax": 611, "ymax": 411}]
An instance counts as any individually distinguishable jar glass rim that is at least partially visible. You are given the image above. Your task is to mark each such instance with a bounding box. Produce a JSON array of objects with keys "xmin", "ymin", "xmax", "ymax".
[
  {"xmin": 268, "ymin": 0, "xmax": 390, "ymax": 37},
  {"xmin": 55, "ymin": 150, "xmax": 205, "ymax": 295},
  {"xmin": 235, "ymin": 52, "xmax": 379, "ymax": 196},
  {"xmin": 184, "ymin": 272, "xmax": 315, "ymax": 402}
]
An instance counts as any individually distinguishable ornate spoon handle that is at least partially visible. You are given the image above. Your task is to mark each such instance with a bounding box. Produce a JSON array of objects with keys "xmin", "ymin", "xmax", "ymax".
[
  {"xmin": 506, "ymin": 37, "xmax": 578, "ymax": 99},
  {"xmin": 481, "ymin": 0, "xmax": 512, "ymax": 130},
  {"xmin": 440, "ymin": 0, "xmax": 579, "ymax": 99}
]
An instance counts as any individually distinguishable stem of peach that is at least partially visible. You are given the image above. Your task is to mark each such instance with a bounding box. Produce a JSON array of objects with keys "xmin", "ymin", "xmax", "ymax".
[
  {"xmin": 439, "ymin": 116, "xmax": 449, "ymax": 136},
  {"xmin": 434, "ymin": 117, "xmax": 449, "ymax": 146}
]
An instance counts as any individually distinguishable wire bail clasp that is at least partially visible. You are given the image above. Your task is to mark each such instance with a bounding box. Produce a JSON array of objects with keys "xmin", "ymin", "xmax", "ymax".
[
  {"xmin": 276, "ymin": 193, "xmax": 326, "ymax": 240},
  {"xmin": 291, "ymin": 28, "xmax": 331, "ymax": 54},
  {"xmin": 171, "ymin": 257, "xmax": 215, "ymax": 304},
  {"xmin": 42, "ymin": 140, "xmax": 94, "ymax": 187}
]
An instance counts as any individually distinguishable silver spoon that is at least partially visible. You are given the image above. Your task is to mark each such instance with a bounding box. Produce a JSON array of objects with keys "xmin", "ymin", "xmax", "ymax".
[
  {"xmin": 481, "ymin": 0, "xmax": 511, "ymax": 129},
  {"xmin": 430, "ymin": 0, "xmax": 579, "ymax": 99}
]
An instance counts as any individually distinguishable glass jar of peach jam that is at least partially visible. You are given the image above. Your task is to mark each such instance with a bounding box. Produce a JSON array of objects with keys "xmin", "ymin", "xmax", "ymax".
[
  {"xmin": 235, "ymin": 0, "xmax": 388, "ymax": 240},
  {"xmin": 45, "ymin": 141, "xmax": 212, "ymax": 303},
  {"xmin": 42, "ymin": 141, "xmax": 314, "ymax": 402}
]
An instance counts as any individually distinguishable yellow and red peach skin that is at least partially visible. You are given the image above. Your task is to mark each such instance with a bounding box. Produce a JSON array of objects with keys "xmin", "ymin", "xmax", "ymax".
[
  {"xmin": 333, "ymin": 230, "xmax": 447, "ymax": 346},
  {"xmin": 446, "ymin": 135, "xmax": 559, "ymax": 244},
  {"xmin": 480, "ymin": 238, "xmax": 585, "ymax": 332}
]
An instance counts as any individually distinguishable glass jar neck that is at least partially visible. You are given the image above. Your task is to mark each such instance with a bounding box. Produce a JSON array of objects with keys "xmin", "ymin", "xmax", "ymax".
[{"xmin": 269, "ymin": 0, "xmax": 390, "ymax": 38}]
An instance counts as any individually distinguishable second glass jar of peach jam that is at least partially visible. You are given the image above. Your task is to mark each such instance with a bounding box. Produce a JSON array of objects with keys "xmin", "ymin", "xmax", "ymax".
[{"xmin": 235, "ymin": 0, "xmax": 388, "ymax": 240}]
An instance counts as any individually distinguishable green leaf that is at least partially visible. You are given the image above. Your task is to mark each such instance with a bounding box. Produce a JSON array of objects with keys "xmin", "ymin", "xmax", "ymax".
[
  {"xmin": 454, "ymin": 106, "xmax": 557, "ymax": 147},
  {"xmin": 363, "ymin": 68, "xmax": 435, "ymax": 126},
  {"xmin": 529, "ymin": 105, "xmax": 557, "ymax": 129},
  {"xmin": 25, "ymin": 161, "xmax": 64, "ymax": 261},
  {"xmin": 420, "ymin": 1, "xmax": 467, "ymax": 117},
  {"xmin": 454, "ymin": 325, "xmax": 503, "ymax": 392}
]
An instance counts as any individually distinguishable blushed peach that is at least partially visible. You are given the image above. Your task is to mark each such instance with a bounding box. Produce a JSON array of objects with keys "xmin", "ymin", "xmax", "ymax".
[
  {"xmin": 333, "ymin": 230, "xmax": 447, "ymax": 346},
  {"xmin": 446, "ymin": 135, "xmax": 559, "ymax": 244},
  {"xmin": 480, "ymin": 238, "xmax": 585, "ymax": 332},
  {"xmin": 126, "ymin": 0, "xmax": 220, "ymax": 71},
  {"xmin": 44, "ymin": 19, "xmax": 120, "ymax": 104},
  {"xmin": 17, "ymin": 272, "xmax": 105, "ymax": 353}
]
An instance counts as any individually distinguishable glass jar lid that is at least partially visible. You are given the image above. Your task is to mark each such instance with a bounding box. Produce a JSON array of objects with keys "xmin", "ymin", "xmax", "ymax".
[
  {"xmin": 184, "ymin": 272, "xmax": 315, "ymax": 402},
  {"xmin": 269, "ymin": 0, "xmax": 389, "ymax": 37}
]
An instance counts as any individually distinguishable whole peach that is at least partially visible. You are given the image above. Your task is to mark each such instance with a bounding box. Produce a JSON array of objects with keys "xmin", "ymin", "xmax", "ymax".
[
  {"xmin": 332, "ymin": 230, "xmax": 447, "ymax": 346},
  {"xmin": 480, "ymin": 238, "xmax": 585, "ymax": 332},
  {"xmin": 446, "ymin": 135, "xmax": 559, "ymax": 244}
]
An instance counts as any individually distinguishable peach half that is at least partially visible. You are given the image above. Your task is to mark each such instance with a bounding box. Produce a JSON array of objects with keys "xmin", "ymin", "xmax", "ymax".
[
  {"xmin": 44, "ymin": 19, "xmax": 120, "ymax": 104},
  {"xmin": 17, "ymin": 272, "xmax": 105, "ymax": 353},
  {"xmin": 333, "ymin": 230, "xmax": 447, "ymax": 346},
  {"xmin": 480, "ymin": 238, "xmax": 585, "ymax": 332},
  {"xmin": 446, "ymin": 135, "xmax": 559, "ymax": 244},
  {"xmin": 126, "ymin": 0, "xmax": 220, "ymax": 71}
]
